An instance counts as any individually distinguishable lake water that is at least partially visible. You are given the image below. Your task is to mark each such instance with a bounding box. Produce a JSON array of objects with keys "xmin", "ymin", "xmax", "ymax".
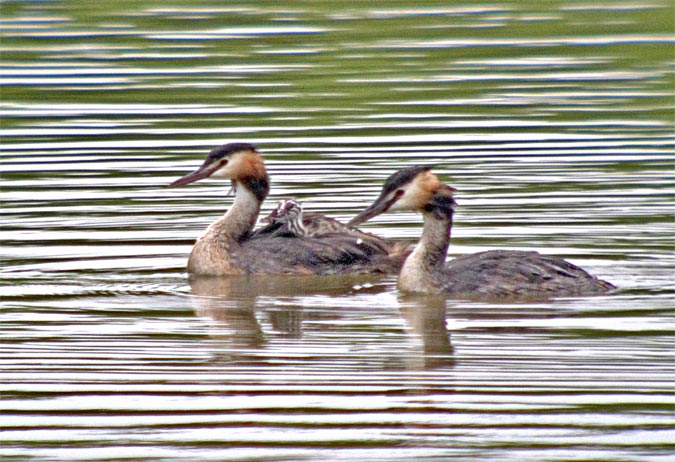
[{"xmin": 1, "ymin": 1, "xmax": 674, "ymax": 461}]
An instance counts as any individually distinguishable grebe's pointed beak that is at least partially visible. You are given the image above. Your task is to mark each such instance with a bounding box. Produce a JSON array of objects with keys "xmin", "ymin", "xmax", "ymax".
[
  {"xmin": 167, "ymin": 164, "xmax": 218, "ymax": 187},
  {"xmin": 347, "ymin": 191, "xmax": 399, "ymax": 227}
]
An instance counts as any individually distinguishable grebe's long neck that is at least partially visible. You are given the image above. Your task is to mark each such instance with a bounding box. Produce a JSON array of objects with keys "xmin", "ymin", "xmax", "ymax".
[
  {"xmin": 208, "ymin": 184, "xmax": 263, "ymax": 241},
  {"xmin": 188, "ymin": 171, "xmax": 269, "ymax": 275},
  {"xmin": 398, "ymin": 210, "xmax": 453, "ymax": 293}
]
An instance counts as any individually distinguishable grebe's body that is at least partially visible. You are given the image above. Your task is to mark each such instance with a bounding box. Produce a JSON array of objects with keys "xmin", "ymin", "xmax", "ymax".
[
  {"xmin": 169, "ymin": 143, "xmax": 408, "ymax": 276},
  {"xmin": 349, "ymin": 167, "xmax": 615, "ymax": 298}
]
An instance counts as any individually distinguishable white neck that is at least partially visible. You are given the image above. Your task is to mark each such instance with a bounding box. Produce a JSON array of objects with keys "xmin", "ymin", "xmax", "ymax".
[
  {"xmin": 208, "ymin": 184, "xmax": 262, "ymax": 242},
  {"xmin": 187, "ymin": 184, "xmax": 263, "ymax": 275},
  {"xmin": 398, "ymin": 212, "xmax": 452, "ymax": 293}
]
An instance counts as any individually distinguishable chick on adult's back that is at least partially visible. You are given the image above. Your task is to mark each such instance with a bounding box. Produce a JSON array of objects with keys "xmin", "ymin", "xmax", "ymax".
[{"xmin": 168, "ymin": 143, "xmax": 408, "ymax": 276}]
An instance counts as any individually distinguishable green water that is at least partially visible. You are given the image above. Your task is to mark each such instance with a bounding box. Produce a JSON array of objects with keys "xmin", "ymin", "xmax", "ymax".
[{"xmin": 1, "ymin": 1, "xmax": 674, "ymax": 461}]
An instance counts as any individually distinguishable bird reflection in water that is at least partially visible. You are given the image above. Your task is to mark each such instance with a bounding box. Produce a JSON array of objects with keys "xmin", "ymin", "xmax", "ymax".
[
  {"xmin": 187, "ymin": 274, "xmax": 384, "ymax": 349},
  {"xmin": 398, "ymin": 294, "xmax": 455, "ymax": 369},
  {"xmin": 188, "ymin": 276, "xmax": 266, "ymax": 350},
  {"xmin": 187, "ymin": 274, "xmax": 455, "ymax": 369}
]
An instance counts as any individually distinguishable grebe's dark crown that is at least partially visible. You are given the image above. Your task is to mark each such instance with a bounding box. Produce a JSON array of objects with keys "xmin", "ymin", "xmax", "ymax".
[
  {"xmin": 206, "ymin": 142, "xmax": 257, "ymax": 163},
  {"xmin": 381, "ymin": 166, "xmax": 431, "ymax": 196}
]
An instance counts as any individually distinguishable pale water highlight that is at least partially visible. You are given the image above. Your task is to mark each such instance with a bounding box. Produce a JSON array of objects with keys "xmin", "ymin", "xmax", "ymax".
[{"xmin": 1, "ymin": 1, "xmax": 674, "ymax": 461}]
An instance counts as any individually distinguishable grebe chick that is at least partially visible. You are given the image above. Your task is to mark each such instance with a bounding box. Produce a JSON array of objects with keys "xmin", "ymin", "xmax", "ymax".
[
  {"xmin": 260, "ymin": 198, "xmax": 353, "ymax": 237},
  {"xmin": 348, "ymin": 167, "xmax": 615, "ymax": 298},
  {"xmin": 254, "ymin": 198, "xmax": 394, "ymax": 256},
  {"xmin": 168, "ymin": 143, "xmax": 408, "ymax": 276}
]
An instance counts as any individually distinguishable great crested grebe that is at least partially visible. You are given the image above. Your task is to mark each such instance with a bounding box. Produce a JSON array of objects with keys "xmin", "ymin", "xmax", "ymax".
[
  {"xmin": 168, "ymin": 143, "xmax": 408, "ymax": 276},
  {"xmin": 256, "ymin": 198, "xmax": 386, "ymax": 243},
  {"xmin": 258, "ymin": 199, "xmax": 308, "ymax": 236},
  {"xmin": 252, "ymin": 198, "xmax": 393, "ymax": 256},
  {"xmin": 258, "ymin": 198, "xmax": 351, "ymax": 237},
  {"xmin": 348, "ymin": 167, "xmax": 616, "ymax": 298}
]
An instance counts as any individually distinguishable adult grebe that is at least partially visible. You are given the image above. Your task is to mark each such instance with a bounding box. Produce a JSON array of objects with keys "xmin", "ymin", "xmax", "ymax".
[
  {"xmin": 168, "ymin": 143, "xmax": 408, "ymax": 275},
  {"xmin": 348, "ymin": 167, "xmax": 616, "ymax": 298}
]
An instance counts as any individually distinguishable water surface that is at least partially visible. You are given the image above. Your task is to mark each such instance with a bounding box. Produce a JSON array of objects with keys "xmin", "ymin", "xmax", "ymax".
[{"xmin": 1, "ymin": 1, "xmax": 674, "ymax": 461}]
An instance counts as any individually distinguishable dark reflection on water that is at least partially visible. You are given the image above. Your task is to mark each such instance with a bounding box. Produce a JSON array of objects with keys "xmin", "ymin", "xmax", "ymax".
[
  {"xmin": 188, "ymin": 275, "xmax": 455, "ymax": 368},
  {"xmin": 1, "ymin": 0, "xmax": 674, "ymax": 461},
  {"xmin": 399, "ymin": 295, "xmax": 454, "ymax": 367},
  {"xmin": 188, "ymin": 275, "xmax": 385, "ymax": 350}
]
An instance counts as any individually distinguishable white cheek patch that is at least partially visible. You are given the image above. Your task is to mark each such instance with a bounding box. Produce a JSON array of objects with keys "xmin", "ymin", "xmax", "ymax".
[
  {"xmin": 389, "ymin": 193, "xmax": 414, "ymax": 211},
  {"xmin": 391, "ymin": 179, "xmax": 429, "ymax": 211},
  {"xmin": 210, "ymin": 160, "xmax": 232, "ymax": 179},
  {"xmin": 211, "ymin": 151, "xmax": 250, "ymax": 179}
]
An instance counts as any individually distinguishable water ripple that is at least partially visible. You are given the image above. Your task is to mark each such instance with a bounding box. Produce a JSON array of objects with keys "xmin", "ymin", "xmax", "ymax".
[{"xmin": 1, "ymin": 1, "xmax": 673, "ymax": 460}]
